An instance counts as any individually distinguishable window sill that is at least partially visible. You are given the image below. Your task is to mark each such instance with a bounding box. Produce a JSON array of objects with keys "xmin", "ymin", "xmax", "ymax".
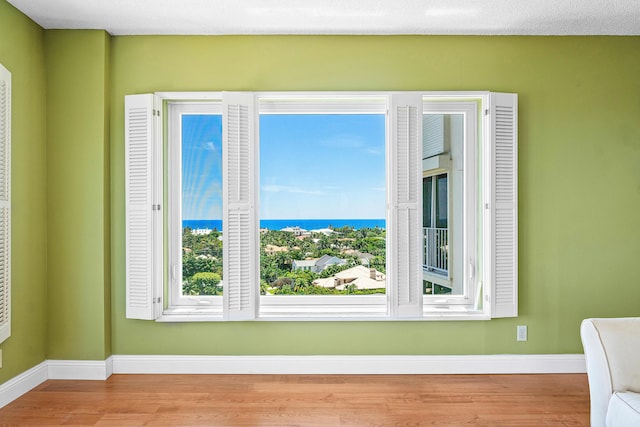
[
  {"xmin": 258, "ymin": 303, "xmax": 388, "ymax": 321},
  {"xmin": 155, "ymin": 304, "xmax": 488, "ymax": 322},
  {"xmin": 157, "ymin": 306, "xmax": 223, "ymax": 322},
  {"xmin": 423, "ymin": 305, "xmax": 489, "ymax": 321}
]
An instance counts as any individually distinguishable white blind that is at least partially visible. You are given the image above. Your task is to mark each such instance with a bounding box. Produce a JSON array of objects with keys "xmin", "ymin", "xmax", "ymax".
[
  {"xmin": 488, "ymin": 92, "xmax": 518, "ymax": 318},
  {"xmin": 389, "ymin": 93, "xmax": 423, "ymax": 318},
  {"xmin": 223, "ymin": 93, "xmax": 258, "ymax": 320},
  {"xmin": 422, "ymin": 114, "xmax": 445, "ymax": 158},
  {"xmin": 125, "ymin": 94, "xmax": 162, "ymax": 320},
  {"xmin": 0, "ymin": 64, "xmax": 11, "ymax": 343}
]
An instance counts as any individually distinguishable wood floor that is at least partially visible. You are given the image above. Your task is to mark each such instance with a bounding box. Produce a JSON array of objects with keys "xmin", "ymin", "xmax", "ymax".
[{"xmin": 0, "ymin": 374, "xmax": 590, "ymax": 426}]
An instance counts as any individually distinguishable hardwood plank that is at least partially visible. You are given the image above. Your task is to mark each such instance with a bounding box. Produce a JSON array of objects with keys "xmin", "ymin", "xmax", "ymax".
[{"xmin": 0, "ymin": 374, "xmax": 590, "ymax": 426}]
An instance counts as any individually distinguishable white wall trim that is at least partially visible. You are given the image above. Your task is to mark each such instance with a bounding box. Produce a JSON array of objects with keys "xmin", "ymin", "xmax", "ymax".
[
  {"xmin": 48, "ymin": 357, "xmax": 114, "ymax": 380},
  {"xmin": 0, "ymin": 361, "xmax": 48, "ymax": 409},
  {"xmin": 112, "ymin": 354, "xmax": 586, "ymax": 375},
  {"xmin": 1, "ymin": 355, "xmax": 585, "ymax": 409}
]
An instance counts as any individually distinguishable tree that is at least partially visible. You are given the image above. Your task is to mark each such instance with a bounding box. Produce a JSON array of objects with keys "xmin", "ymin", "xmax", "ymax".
[
  {"xmin": 183, "ymin": 271, "xmax": 222, "ymax": 295},
  {"xmin": 182, "ymin": 252, "xmax": 217, "ymax": 278}
]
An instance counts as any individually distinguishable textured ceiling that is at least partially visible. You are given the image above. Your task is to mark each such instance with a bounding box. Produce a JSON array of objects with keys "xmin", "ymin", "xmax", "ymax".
[{"xmin": 8, "ymin": 0, "xmax": 640, "ymax": 35}]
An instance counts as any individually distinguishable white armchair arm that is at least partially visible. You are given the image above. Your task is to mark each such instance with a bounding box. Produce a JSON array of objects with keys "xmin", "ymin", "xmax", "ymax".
[{"xmin": 581, "ymin": 318, "xmax": 640, "ymax": 427}]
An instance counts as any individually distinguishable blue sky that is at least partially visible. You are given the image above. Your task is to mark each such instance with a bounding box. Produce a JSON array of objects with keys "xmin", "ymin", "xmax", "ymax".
[
  {"xmin": 182, "ymin": 113, "xmax": 386, "ymax": 220},
  {"xmin": 182, "ymin": 114, "xmax": 223, "ymax": 220},
  {"xmin": 260, "ymin": 114, "xmax": 385, "ymax": 219}
]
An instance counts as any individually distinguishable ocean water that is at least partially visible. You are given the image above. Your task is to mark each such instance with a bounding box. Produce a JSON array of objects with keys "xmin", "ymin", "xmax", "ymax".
[{"xmin": 183, "ymin": 219, "xmax": 385, "ymax": 231}]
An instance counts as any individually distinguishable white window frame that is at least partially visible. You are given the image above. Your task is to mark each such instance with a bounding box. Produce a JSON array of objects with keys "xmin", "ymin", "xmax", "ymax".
[
  {"xmin": 124, "ymin": 91, "xmax": 517, "ymax": 322},
  {"xmin": 257, "ymin": 93, "xmax": 388, "ymax": 319},
  {"xmin": 167, "ymin": 101, "xmax": 224, "ymax": 314},
  {"xmin": 421, "ymin": 101, "xmax": 478, "ymax": 311}
]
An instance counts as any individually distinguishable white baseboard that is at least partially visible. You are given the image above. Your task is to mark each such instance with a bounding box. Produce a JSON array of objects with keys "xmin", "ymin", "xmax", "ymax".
[
  {"xmin": 1, "ymin": 354, "xmax": 586, "ymax": 410},
  {"xmin": 111, "ymin": 354, "xmax": 586, "ymax": 375},
  {"xmin": 0, "ymin": 361, "xmax": 48, "ymax": 409},
  {"xmin": 48, "ymin": 357, "xmax": 114, "ymax": 380}
]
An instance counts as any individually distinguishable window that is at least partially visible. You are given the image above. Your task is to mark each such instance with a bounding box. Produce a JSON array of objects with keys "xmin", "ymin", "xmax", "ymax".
[
  {"xmin": 168, "ymin": 103, "xmax": 224, "ymax": 312},
  {"xmin": 258, "ymin": 97, "xmax": 388, "ymax": 317},
  {"xmin": 0, "ymin": 63, "xmax": 11, "ymax": 343},
  {"xmin": 421, "ymin": 103, "xmax": 475, "ymax": 305},
  {"xmin": 125, "ymin": 91, "xmax": 517, "ymax": 321},
  {"xmin": 259, "ymin": 112, "xmax": 386, "ymax": 300}
]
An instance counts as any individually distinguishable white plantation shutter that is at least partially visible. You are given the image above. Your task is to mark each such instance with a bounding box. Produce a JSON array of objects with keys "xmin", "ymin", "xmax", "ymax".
[
  {"xmin": 422, "ymin": 114, "xmax": 445, "ymax": 158},
  {"xmin": 389, "ymin": 93, "xmax": 423, "ymax": 318},
  {"xmin": 486, "ymin": 93, "xmax": 518, "ymax": 318},
  {"xmin": 125, "ymin": 94, "xmax": 163, "ymax": 320},
  {"xmin": 222, "ymin": 93, "xmax": 258, "ymax": 320},
  {"xmin": 0, "ymin": 64, "xmax": 10, "ymax": 343}
]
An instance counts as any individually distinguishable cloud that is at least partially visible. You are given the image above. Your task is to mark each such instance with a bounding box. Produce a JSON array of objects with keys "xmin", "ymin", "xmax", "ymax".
[
  {"xmin": 262, "ymin": 184, "xmax": 327, "ymax": 195},
  {"xmin": 363, "ymin": 147, "xmax": 384, "ymax": 156},
  {"xmin": 320, "ymin": 135, "xmax": 384, "ymax": 157},
  {"xmin": 320, "ymin": 134, "xmax": 365, "ymax": 149},
  {"xmin": 204, "ymin": 141, "xmax": 219, "ymax": 152}
]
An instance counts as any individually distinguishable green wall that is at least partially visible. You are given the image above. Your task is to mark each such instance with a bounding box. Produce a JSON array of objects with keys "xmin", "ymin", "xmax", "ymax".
[
  {"xmin": 2, "ymin": 0, "xmax": 640, "ymax": 383},
  {"xmin": 45, "ymin": 30, "xmax": 111, "ymax": 360},
  {"xmin": 110, "ymin": 36, "xmax": 640, "ymax": 356},
  {"xmin": 0, "ymin": 0, "xmax": 47, "ymax": 383}
]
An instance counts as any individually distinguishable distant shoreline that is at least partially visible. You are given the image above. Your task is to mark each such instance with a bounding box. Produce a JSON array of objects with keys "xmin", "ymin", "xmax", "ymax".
[{"xmin": 183, "ymin": 219, "xmax": 386, "ymax": 231}]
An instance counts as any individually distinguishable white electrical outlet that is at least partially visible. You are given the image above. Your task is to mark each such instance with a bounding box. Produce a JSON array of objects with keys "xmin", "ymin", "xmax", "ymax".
[{"xmin": 517, "ymin": 325, "xmax": 527, "ymax": 342}]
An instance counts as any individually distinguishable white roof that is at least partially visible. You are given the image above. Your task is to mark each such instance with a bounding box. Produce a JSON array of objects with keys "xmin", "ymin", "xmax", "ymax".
[
  {"xmin": 314, "ymin": 265, "xmax": 386, "ymax": 290},
  {"xmin": 311, "ymin": 228, "xmax": 335, "ymax": 235}
]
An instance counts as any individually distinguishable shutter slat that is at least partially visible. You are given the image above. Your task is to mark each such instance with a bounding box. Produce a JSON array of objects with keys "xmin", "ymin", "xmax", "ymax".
[
  {"xmin": 223, "ymin": 93, "xmax": 258, "ymax": 321},
  {"xmin": 0, "ymin": 64, "xmax": 10, "ymax": 344},
  {"xmin": 489, "ymin": 93, "xmax": 518, "ymax": 318}
]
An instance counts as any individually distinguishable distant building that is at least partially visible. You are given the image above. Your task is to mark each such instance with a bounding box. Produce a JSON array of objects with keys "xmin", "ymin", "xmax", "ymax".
[
  {"xmin": 264, "ymin": 244, "xmax": 289, "ymax": 255},
  {"xmin": 291, "ymin": 254, "xmax": 346, "ymax": 273},
  {"xmin": 343, "ymin": 250, "xmax": 376, "ymax": 267},
  {"xmin": 291, "ymin": 260, "xmax": 317, "ymax": 272},
  {"xmin": 313, "ymin": 265, "xmax": 386, "ymax": 290},
  {"xmin": 280, "ymin": 226, "xmax": 307, "ymax": 236},
  {"xmin": 311, "ymin": 228, "xmax": 336, "ymax": 236},
  {"xmin": 191, "ymin": 228, "xmax": 212, "ymax": 235},
  {"xmin": 315, "ymin": 254, "xmax": 345, "ymax": 271}
]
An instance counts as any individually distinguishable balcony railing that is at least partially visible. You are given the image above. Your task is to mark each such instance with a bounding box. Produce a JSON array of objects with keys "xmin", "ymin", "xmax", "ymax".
[{"xmin": 423, "ymin": 227, "xmax": 449, "ymax": 276}]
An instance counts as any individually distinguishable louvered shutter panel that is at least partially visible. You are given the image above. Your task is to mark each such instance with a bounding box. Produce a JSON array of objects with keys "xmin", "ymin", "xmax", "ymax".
[
  {"xmin": 0, "ymin": 64, "xmax": 11, "ymax": 344},
  {"xmin": 422, "ymin": 114, "xmax": 444, "ymax": 158},
  {"xmin": 125, "ymin": 94, "xmax": 162, "ymax": 320},
  {"xmin": 222, "ymin": 93, "xmax": 258, "ymax": 320},
  {"xmin": 389, "ymin": 93, "xmax": 423, "ymax": 318},
  {"xmin": 488, "ymin": 93, "xmax": 518, "ymax": 318}
]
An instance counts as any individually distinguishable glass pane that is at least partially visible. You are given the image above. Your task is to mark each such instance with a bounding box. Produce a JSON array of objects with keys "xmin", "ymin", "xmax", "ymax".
[
  {"xmin": 422, "ymin": 112, "xmax": 463, "ymax": 296},
  {"xmin": 423, "ymin": 176, "xmax": 433, "ymax": 228},
  {"xmin": 260, "ymin": 114, "xmax": 386, "ymax": 296},
  {"xmin": 436, "ymin": 174, "xmax": 448, "ymax": 228},
  {"xmin": 180, "ymin": 114, "xmax": 224, "ymax": 296}
]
